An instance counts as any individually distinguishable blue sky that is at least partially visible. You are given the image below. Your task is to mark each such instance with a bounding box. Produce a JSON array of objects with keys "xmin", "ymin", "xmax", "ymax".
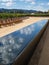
[{"xmin": 0, "ymin": 0, "xmax": 49, "ymax": 11}]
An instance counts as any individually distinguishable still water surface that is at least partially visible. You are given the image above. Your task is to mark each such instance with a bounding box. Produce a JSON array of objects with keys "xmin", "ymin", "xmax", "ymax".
[{"xmin": 0, "ymin": 20, "xmax": 48, "ymax": 65}]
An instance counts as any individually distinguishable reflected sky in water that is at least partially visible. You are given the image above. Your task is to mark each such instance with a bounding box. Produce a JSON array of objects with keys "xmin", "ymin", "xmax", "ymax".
[{"xmin": 0, "ymin": 20, "xmax": 48, "ymax": 65}]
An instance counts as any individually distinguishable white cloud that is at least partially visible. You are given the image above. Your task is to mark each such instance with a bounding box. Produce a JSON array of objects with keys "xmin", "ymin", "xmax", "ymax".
[
  {"xmin": 32, "ymin": 5, "xmax": 46, "ymax": 11},
  {"xmin": 31, "ymin": 1, "xmax": 35, "ymax": 5},
  {"xmin": 40, "ymin": 3, "xmax": 45, "ymax": 5},
  {"xmin": 25, "ymin": 0, "xmax": 32, "ymax": 2},
  {"xmin": 47, "ymin": 2, "xmax": 49, "ymax": 5},
  {"xmin": 6, "ymin": 1, "xmax": 13, "ymax": 6},
  {"xmin": 2, "ymin": 0, "xmax": 8, "ymax": 2},
  {"xmin": 18, "ymin": 37, "xmax": 24, "ymax": 43},
  {"xmin": 2, "ymin": 0, "xmax": 12, "ymax": 2},
  {"xmin": 37, "ymin": 23, "xmax": 43, "ymax": 27},
  {"xmin": 15, "ymin": 44, "xmax": 22, "ymax": 49},
  {"xmin": 20, "ymin": 0, "xmax": 24, "ymax": 1},
  {"xmin": 1, "ymin": 0, "xmax": 13, "ymax": 7},
  {"xmin": 20, "ymin": 25, "xmax": 35, "ymax": 35},
  {"xmin": 19, "ymin": 0, "xmax": 35, "ymax": 3}
]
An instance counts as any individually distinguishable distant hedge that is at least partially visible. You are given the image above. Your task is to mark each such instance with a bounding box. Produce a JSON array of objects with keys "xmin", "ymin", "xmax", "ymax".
[
  {"xmin": 0, "ymin": 13, "xmax": 49, "ymax": 19},
  {"xmin": 30, "ymin": 14, "xmax": 49, "ymax": 17},
  {"xmin": 0, "ymin": 13, "xmax": 30, "ymax": 19}
]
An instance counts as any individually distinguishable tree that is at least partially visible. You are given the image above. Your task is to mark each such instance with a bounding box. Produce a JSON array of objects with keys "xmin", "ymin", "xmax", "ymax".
[{"xmin": 48, "ymin": 10, "xmax": 49, "ymax": 14}]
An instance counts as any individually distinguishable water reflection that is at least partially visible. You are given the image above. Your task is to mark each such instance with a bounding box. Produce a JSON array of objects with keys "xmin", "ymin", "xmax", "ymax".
[
  {"xmin": 0, "ymin": 20, "xmax": 48, "ymax": 65},
  {"xmin": 20, "ymin": 25, "xmax": 35, "ymax": 35}
]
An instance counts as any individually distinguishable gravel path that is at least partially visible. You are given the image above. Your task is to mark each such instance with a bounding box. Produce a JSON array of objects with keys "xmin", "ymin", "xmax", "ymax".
[{"xmin": 28, "ymin": 21, "xmax": 49, "ymax": 65}]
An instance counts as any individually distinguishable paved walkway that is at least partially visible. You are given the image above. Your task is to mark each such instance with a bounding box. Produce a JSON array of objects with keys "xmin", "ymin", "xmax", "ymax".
[
  {"xmin": 0, "ymin": 17, "xmax": 49, "ymax": 37},
  {"xmin": 28, "ymin": 21, "xmax": 49, "ymax": 65}
]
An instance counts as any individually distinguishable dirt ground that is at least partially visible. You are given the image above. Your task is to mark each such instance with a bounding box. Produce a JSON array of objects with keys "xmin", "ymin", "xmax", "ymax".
[{"xmin": 0, "ymin": 17, "xmax": 49, "ymax": 37}]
